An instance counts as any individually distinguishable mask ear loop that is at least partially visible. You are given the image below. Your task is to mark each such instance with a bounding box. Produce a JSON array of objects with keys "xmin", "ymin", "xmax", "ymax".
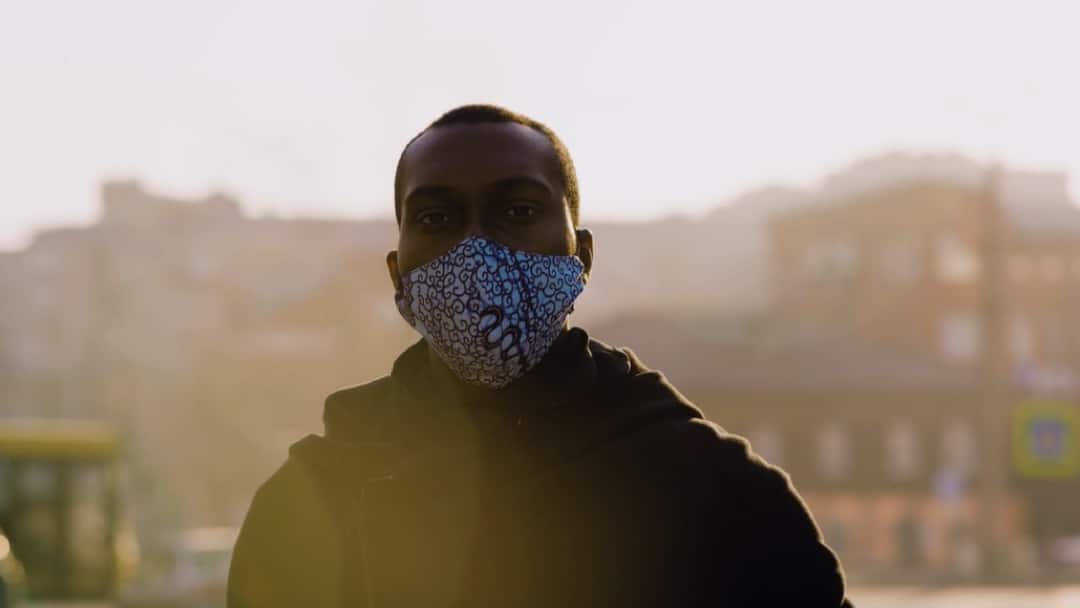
[
  {"xmin": 566, "ymin": 256, "xmax": 585, "ymax": 316},
  {"xmin": 568, "ymin": 238, "xmax": 586, "ymax": 316},
  {"xmin": 568, "ymin": 257, "xmax": 582, "ymax": 316}
]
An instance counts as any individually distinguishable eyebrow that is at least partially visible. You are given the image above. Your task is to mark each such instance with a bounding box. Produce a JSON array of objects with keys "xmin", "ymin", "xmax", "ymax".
[
  {"xmin": 489, "ymin": 176, "xmax": 553, "ymax": 196},
  {"xmin": 402, "ymin": 185, "xmax": 458, "ymax": 207},
  {"xmin": 404, "ymin": 177, "xmax": 553, "ymax": 207}
]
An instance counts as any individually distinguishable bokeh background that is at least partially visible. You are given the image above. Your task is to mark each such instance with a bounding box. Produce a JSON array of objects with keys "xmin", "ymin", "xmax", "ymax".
[{"xmin": 3, "ymin": 1, "xmax": 1080, "ymax": 606}]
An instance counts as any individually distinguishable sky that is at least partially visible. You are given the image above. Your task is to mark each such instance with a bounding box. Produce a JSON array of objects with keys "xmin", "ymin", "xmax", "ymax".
[{"xmin": 2, "ymin": 0, "xmax": 1079, "ymax": 250}]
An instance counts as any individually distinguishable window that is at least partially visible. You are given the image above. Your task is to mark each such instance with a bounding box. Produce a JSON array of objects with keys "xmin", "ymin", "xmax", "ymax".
[
  {"xmin": 818, "ymin": 422, "xmax": 852, "ymax": 479},
  {"xmin": 68, "ymin": 464, "xmax": 110, "ymax": 595},
  {"xmin": 1010, "ymin": 316, "xmax": 1034, "ymax": 363},
  {"xmin": 879, "ymin": 238, "xmax": 920, "ymax": 284},
  {"xmin": 1010, "ymin": 255, "xmax": 1033, "ymax": 282},
  {"xmin": 940, "ymin": 313, "xmax": 981, "ymax": 362},
  {"xmin": 936, "ymin": 233, "xmax": 979, "ymax": 283},
  {"xmin": 886, "ymin": 421, "xmax": 921, "ymax": 480},
  {"xmin": 801, "ymin": 239, "xmax": 859, "ymax": 280},
  {"xmin": 12, "ymin": 463, "xmax": 61, "ymax": 597},
  {"xmin": 18, "ymin": 462, "xmax": 58, "ymax": 502},
  {"xmin": 747, "ymin": 425, "xmax": 784, "ymax": 467}
]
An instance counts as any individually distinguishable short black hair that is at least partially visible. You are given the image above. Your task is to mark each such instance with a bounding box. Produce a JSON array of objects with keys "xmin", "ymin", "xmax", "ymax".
[{"xmin": 394, "ymin": 104, "xmax": 580, "ymax": 226}]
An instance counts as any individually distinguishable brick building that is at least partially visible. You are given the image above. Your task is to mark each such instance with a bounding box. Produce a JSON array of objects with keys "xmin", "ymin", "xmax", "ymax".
[
  {"xmin": 759, "ymin": 163, "xmax": 1080, "ymax": 580},
  {"xmin": 769, "ymin": 165, "xmax": 1080, "ymax": 382},
  {"xmin": 592, "ymin": 159, "xmax": 1080, "ymax": 583}
]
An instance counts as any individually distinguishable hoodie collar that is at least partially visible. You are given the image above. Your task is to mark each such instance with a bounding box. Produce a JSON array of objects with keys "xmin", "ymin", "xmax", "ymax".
[
  {"xmin": 390, "ymin": 327, "xmax": 599, "ymax": 415},
  {"xmin": 297, "ymin": 327, "xmax": 702, "ymax": 485}
]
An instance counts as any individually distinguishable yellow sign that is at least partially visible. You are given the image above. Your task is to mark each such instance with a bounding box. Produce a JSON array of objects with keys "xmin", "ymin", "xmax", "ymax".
[{"xmin": 1013, "ymin": 400, "xmax": 1079, "ymax": 478}]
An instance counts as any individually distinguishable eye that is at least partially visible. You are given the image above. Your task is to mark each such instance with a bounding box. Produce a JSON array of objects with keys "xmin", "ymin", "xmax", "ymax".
[
  {"xmin": 505, "ymin": 202, "xmax": 538, "ymax": 219},
  {"xmin": 416, "ymin": 210, "xmax": 450, "ymax": 225}
]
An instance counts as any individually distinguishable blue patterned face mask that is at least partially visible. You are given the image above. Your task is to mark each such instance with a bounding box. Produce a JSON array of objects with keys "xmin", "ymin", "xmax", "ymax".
[{"xmin": 396, "ymin": 236, "xmax": 586, "ymax": 389}]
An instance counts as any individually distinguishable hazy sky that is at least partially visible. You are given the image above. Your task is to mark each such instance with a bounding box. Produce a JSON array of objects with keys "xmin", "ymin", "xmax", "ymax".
[{"xmin": 3, "ymin": 0, "xmax": 1079, "ymax": 249}]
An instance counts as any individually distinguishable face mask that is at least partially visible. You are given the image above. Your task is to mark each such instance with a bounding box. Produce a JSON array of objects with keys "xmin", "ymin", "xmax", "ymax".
[{"xmin": 396, "ymin": 236, "xmax": 586, "ymax": 389}]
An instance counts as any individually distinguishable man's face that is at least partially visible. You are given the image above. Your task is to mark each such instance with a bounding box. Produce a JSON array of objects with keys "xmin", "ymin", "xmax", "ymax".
[{"xmin": 388, "ymin": 122, "xmax": 592, "ymax": 288}]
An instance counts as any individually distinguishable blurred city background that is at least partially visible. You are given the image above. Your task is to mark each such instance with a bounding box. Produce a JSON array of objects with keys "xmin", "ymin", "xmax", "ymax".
[{"xmin": 3, "ymin": 1, "xmax": 1080, "ymax": 606}]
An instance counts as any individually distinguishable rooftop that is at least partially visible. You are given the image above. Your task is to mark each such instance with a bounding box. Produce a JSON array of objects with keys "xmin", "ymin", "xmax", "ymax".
[{"xmin": 816, "ymin": 153, "xmax": 1080, "ymax": 238}]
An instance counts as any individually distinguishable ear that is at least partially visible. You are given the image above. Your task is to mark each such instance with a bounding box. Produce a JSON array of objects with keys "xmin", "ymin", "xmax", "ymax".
[
  {"xmin": 387, "ymin": 250, "xmax": 402, "ymax": 293},
  {"xmin": 575, "ymin": 228, "xmax": 594, "ymax": 284}
]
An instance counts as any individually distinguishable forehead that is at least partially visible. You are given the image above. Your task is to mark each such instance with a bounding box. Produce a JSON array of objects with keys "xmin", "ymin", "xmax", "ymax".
[{"xmin": 400, "ymin": 122, "xmax": 561, "ymax": 194}]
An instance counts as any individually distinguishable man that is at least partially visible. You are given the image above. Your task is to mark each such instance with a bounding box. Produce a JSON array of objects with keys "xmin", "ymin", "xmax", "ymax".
[{"xmin": 228, "ymin": 105, "xmax": 853, "ymax": 607}]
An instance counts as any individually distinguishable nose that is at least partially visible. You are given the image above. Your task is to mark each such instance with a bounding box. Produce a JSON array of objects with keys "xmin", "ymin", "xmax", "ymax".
[{"xmin": 462, "ymin": 207, "xmax": 491, "ymax": 241}]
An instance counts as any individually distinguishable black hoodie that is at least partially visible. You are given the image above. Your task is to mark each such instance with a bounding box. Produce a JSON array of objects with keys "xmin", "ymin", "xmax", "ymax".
[{"xmin": 228, "ymin": 328, "xmax": 853, "ymax": 607}]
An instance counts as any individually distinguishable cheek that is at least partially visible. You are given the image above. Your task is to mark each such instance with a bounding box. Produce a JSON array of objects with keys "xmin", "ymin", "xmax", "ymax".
[
  {"xmin": 563, "ymin": 223, "xmax": 578, "ymax": 257},
  {"xmin": 397, "ymin": 237, "xmax": 463, "ymax": 274},
  {"xmin": 558, "ymin": 199, "xmax": 578, "ymax": 255},
  {"xmin": 517, "ymin": 203, "xmax": 576, "ymax": 256},
  {"xmin": 550, "ymin": 218, "xmax": 577, "ymax": 257},
  {"xmin": 503, "ymin": 223, "xmax": 574, "ymax": 257},
  {"xmin": 394, "ymin": 243, "xmax": 426, "ymax": 275}
]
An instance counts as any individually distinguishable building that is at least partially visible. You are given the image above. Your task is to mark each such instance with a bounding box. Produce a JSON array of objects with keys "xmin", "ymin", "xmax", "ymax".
[
  {"xmin": 770, "ymin": 160, "xmax": 1080, "ymax": 382},
  {"xmin": 756, "ymin": 158, "xmax": 1080, "ymax": 580},
  {"xmin": 0, "ymin": 181, "xmax": 399, "ymax": 539},
  {"xmin": 592, "ymin": 156, "xmax": 1080, "ymax": 583}
]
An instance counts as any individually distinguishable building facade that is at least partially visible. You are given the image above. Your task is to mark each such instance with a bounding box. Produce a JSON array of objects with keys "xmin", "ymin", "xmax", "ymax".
[{"xmin": 761, "ymin": 166, "xmax": 1080, "ymax": 580}]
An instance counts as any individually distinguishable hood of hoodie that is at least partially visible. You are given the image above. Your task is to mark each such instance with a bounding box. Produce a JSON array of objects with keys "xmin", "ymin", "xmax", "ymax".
[{"xmin": 288, "ymin": 327, "xmax": 703, "ymax": 485}]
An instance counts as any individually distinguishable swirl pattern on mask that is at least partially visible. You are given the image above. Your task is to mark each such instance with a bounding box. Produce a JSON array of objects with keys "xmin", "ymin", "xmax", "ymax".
[{"xmin": 397, "ymin": 237, "xmax": 585, "ymax": 389}]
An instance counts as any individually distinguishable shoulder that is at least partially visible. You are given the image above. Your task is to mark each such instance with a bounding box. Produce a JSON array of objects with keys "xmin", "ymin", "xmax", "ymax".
[
  {"xmin": 248, "ymin": 456, "xmax": 330, "ymax": 519},
  {"xmin": 323, "ymin": 376, "xmax": 395, "ymax": 441},
  {"xmin": 237, "ymin": 457, "xmax": 341, "ymax": 550},
  {"xmin": 666, "ymin": 417, "xmax": 803, "ymax": 508},
  {"xmin": 586, "ymin": 334, "xmax": 767, "ymax": 476},
  {"xmin": 645, "ymin": 415, "xmax": 775, "ymax": 478},
  {"xmin": 585, "ymin": 333, "xmax": 704, "ymax": 420},
  {"xmin": 324, "ymin": 376, "xmax": 394, "ymax": 413},
  {"xmin": 229, "ymin": 460, "xmax": 342, "ymax": 607},
  {"xmin": 633, "ymin": 413, "xmax": 811, "ymax": 526},
  {"xmin": 679, "ymin": 418, "xmax": 766, "ymax": 471},
  {"xmin": 667, "ymin": 420, "xmax": 850, "ymax": 605}
]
